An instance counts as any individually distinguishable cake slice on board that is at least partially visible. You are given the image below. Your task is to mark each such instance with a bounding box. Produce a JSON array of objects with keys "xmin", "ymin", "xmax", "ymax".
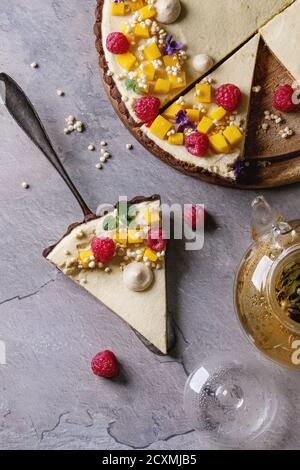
[
  {"xmin": 244, "ymin": 37, "xmax": 300, "ymax": 161},
  {"xmin": 138, "ymin": 35, "xmax": 260, "ymax": 184},
  {"xmin": 260, "ymin": 0, "xmax": 300, "ymax": 82},
  {"xmin": 44, "ymin": 196, "xmax": 168, "ymax": 355}
]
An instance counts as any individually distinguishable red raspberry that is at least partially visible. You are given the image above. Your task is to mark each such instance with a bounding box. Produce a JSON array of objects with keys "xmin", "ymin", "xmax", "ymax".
[
  {"xmin": 216, "ymin": 84, "xmax": 242, "ymax": 112},
  {"xmin": 91, "ymin": 237, "xmax": 115, "ymax": 263},
  {"xmin": 272, "ymin": 84, "xmax": 296, "ymax": 112},
  {"xmin": 91, "ymin": 350, "xmax": 119, "ymax": 378},
  {"xmin": 183, "ymin": 206, "xmax": 205, "ymax": 230},
  {"xmin": 134, "ymin": 96, "xmax": 160, "ymax": 122},
  {"xmin": 147, "ymin": 228, "xmax": 167, "ymax": 252},
  {"xmin": 106, "ymin": 32, "xmax": 129, "ymax": 54},
  {"xmin": 185, "ymin": 132, "xmax": 209, "ymax": 157}
]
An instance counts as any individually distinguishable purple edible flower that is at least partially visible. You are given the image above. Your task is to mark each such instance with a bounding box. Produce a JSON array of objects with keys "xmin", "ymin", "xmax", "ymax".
[
  {"xmin": 165, "ymin": 34, "xmax": 183, "ymax": 56},
  {"xmin": 176, "ymin": 110, "xmax": 196, "ymax": 133},
  {"xmin": 233, "ymin": 158, "xmax": 242, "ymax": 178}
]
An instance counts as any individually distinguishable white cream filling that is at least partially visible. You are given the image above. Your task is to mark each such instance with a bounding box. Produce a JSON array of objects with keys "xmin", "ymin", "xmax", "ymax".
[
  {"xmin": 260, "ymin": 0, "xmax": 300, "ymax": 80},
  {"xmin": 123, "ymin": 262, "xmax": 154, "ymax": 291},
  {"xmin": 192, "ymin": 54, "xmax": 214, "ymax": 74},
  {"xmin": 155, "ymin": 0, "xmax": 182, "ymax": 24}
]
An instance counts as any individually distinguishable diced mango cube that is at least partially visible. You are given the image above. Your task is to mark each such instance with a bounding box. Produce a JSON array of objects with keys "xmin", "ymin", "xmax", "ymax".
[
  {"xmin": 163, "ymin": 103, "xmax": 184, "ymax": 120},
  {"xmin": 113, "ymin": 230, "xmax": 128, "ymax": 245},
  {"xmin": 196, "ymin": 84, "xmax": 212, "ymax": 103},
  {"xmin": 168, "ymin": 133, "xmax": 184, "ymax": 145},
  {"xmin": 197, "ymin": 116, "xmax": 214, "ymax": 134},
  {"xmin": 121, "ymin": 23, "xmax": 136, "ymax": 43},
  {"xmin": 138, "ymin": 5, "xmax": 156, "ymax": 19},
  {"xmin": 168, "ymin": 72, "xmax": 186, "ymax": 90},
  {"xmin": 186, "ymin": 109, "xmax": 200, "ymax": 122},
  {"xmin": 154, "ymin": 78, "xmax": 170, "ymax": 94},
  {"xmin": 209, "ymin": 106, "xmax": 227, "ymax": 121},
  {"xmin": 133, "ymin": 24, "xmax": 150, "ymax": 38},
  {"xmin": 163, "ymin": 55, "xmax": 179, "ymax": 67},
  {"xmin": 111, "ymin": 3, "xmax": 126, "ymax": 16},
  {"xmin": 144, "ymin": 42, "xmax": 162, "ymax": 61},
  {"xmin": 150, "ymin": 115, "xmax": 172, "ymax": 140},
  {"xmin": 209, "ymin": 134, "xmax": 231, "ymax": 154},
  {"xmin": 117, "ymin": 52, "xmax": 137, "ymax": 71},
  {"xmin": 223, "ymin": 125, "xmax": 243, "ymax": 146},
  {"xmin": 144, "ymin": 247, "xmax": 158, "ymax": 262},
  {"xmin": 78, "ymin": 249, "xmax": 93, "ymax": 269},
  {"xmin": 126, "ymin": 33, "xmax": 137, "ymax": 44},
  {"xmin": 138, "ymin": 62, "xmax": 156, "ymax": 81},
  {"xmin": 128, "ymin": 229, "xmax": 144, "ymax": 244},
  {"xmin": 143, "ymin": 209, "xmax": 161, "ymax": 225},
  {"xmin": 121, "ymin": 23, "xmax": 129, "ymax": 34},
  {"xmin": 129, "ymin": 0, "xmax": 144, "ymax": 11}
]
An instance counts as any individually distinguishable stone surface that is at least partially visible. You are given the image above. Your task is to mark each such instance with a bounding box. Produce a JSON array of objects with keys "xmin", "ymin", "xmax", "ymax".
[{"xmin": 0, "ymin": 0, "xmax": 300, "ymax": 450}]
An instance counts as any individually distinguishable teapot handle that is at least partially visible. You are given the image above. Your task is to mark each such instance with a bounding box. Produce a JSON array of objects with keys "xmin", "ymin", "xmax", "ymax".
[{"xmin": 251, "ymin": 196, "xmax": 282, "ymax": 241}]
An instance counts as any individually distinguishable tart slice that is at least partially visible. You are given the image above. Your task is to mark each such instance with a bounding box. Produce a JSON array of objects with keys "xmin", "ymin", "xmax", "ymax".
[
  {"xmin": 138, "ymin": 35, "xmax": 260, "ymax": 183},
  {"xmin": 260, "ymin": 0, "xmax": 300, "ymax": 82},
  {"xmin": 44, "ymin": 196, "xmax": 168, "ymax": 354}
]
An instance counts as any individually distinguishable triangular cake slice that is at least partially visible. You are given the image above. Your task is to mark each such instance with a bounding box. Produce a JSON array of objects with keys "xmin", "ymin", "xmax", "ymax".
[
  {"xmin": 140, "ymin": 35, "xmax": 260, "ymax": 183},
  {"xmin": 98, "ymin": 0, "xmax": 293, "ymax": 122},
  {"xmin": 244, "ymin": 37, "xmax": 300, "ymax": 160},
  {"xmin": 260, "ymin": 0, "xmax": 300, "ymax": 81},
  {"xmin": 44, "ymin": 195, "xmax": 168, "ymax": 354},
  {"xmin": 241, "ymin": 0, "xmax": 300, "ymax": 162}
]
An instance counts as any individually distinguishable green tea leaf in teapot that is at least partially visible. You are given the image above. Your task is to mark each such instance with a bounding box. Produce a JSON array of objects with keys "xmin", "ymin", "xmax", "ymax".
[
  {"xmin": 288, "ymin": 267, "xmax": 300, "ymax": 280},
  {"xmin": 276, "ymin": 261, "xmax": 300, "ymax": 324},
  {"xmin": 286, "ymin": 281, "xmax": 299, "ymax": 297}
]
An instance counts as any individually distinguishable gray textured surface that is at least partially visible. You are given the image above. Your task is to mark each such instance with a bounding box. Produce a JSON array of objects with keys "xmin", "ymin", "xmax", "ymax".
[{"xmin": 0, "ymin": 0, "xmax": 300, "ymax": 451}]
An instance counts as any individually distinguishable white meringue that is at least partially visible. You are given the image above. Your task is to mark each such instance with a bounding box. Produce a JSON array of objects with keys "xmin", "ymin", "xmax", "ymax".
[
  {"xmin": 192, "ymin": 54, "xmax": 214, "ymax": 74},
  {"xmin": 156, "ymin": 0, "xmax": 181, "ymax": 24},
  {"xmin": 123, "ymin": 262, "xmax": 154, "ymax": 292}
]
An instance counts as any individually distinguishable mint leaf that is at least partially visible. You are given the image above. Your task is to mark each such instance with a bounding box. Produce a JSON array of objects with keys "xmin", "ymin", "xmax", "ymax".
[
  {"xmin": 103, "ymin": 215, "xmax": 118, "ymax": 231},
  {"xmin": 125, "ymin": 78, "xmax": 141, "ymax": 95}
]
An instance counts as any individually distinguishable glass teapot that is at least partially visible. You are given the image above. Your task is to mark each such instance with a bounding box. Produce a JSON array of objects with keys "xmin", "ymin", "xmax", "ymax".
[{"xmin": 235, "ymin": 196, "xmax": 300, "ymax": 370}]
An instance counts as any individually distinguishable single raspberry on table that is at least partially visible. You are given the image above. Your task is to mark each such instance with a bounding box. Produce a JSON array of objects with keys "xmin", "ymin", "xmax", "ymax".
[
  {"xmin": 147, "ymin": 228, "xmax": 167, "ymax": 252},
  {"xmin": 185, "ymin": 132, "xmax": 209, "ymax": 157},
  {"xmin": 91, "ymin": 350, "xmax": 119, "ymax": 378},
  {"xmin": 216, "ymin": 83, "xmax": 242, "ymax": 112},
  {"xmin": 183, "ymin": 206, "xmax": 206, "ymax": 231},
  {"xmin": 106, "ymin": 32, "xmax": 129, "ymax": 54},
  {"xmin": 134, "ymin": 96, "xmax": 160, "ymax": 122},
  {"xmin": 91, "ymin": 237, "xmax": 116, "ymax": 263},
  {"xmin": 272, "ymin": 84, "xmax": 296, "ymax": 112}
]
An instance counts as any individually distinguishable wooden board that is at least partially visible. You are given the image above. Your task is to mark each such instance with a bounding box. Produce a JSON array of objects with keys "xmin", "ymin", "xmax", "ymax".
[{"xmin": 94, "ymin": 2, "xmax": 300, "ymax": 189}]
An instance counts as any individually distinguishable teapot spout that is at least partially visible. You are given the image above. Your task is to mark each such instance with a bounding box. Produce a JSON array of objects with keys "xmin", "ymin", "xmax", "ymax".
[{"xmin": 251, "ymin": 196, "xmax": 282, "ymax": 240}]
